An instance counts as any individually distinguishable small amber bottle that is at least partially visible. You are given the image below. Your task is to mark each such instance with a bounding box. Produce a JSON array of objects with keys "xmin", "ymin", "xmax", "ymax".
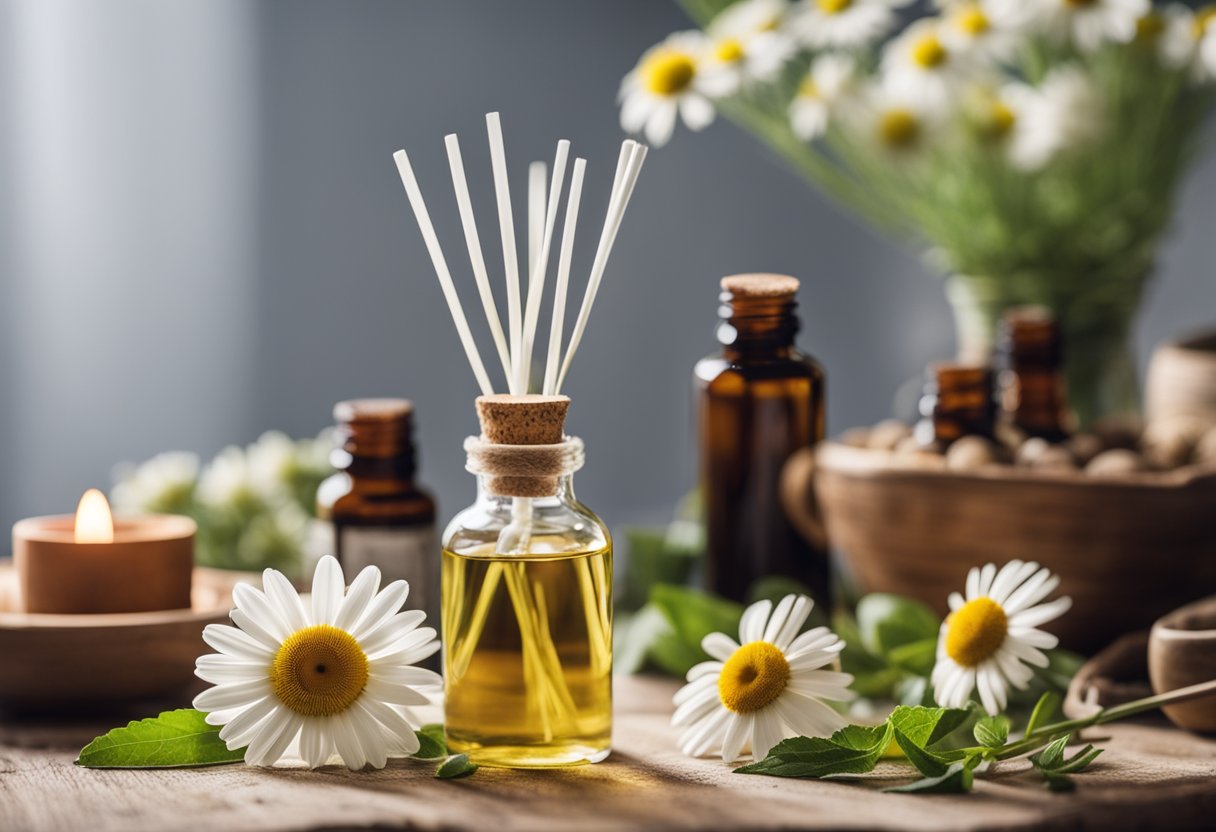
[
  {"xmin": 695, "ymin": 274, "xmax": 828, "ymax": 605},
  {"xmin": 915, "ymin": 363, "xmax": 997, "ymax": 446},
  {"xmin": 316, "ymin": 399, "xmax": 438, "ymax": 626},
  {"xmin": 998, "ymin": 307, "xmax": 1070, "ymax": 441}
]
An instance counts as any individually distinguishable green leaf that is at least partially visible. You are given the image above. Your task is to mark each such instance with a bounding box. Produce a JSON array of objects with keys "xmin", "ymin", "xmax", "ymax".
[
  {"xmin": 1043, "ymin": 772, "xmax": 1076, "ymax": 792},
  {"xmin": 1029, "ymin": 734, "xmax": 1071, "ymax": 770},
  {"xmin": 1051, "ymin": 745, "xmax": 1103, "ymax": 775},
  {"xmin": 886, "ymin": 638, "xmax": 939, "ymax": 676},
  {"xmin": 76, "ymin": 709, "xmax": 244, "ymax": 769},
  {"xmin": 413, "ymin": 724, "xmax": 447, "ymax": 759},
  {"xmin": 974, "ymin": 715, "xmax": 1010, "ymax": 749},
  {"xmin": 1024, "ymin": 691, "xmax": 1059, "ymax": 738},
  {"xmin": 735, "ymin": 723, "xmax": 893, "ymax": 779},
  {"xmin": 645, "ymin": 584, "xmax": 744, "ymax": 676},
  {"xmin": 856, "ymin": 594, "xmax": 940, "ymax": 655},
  {"xmin": 893, "ymin": 729, "xmax": 949, "ymax": 777},
  {"xmin": 884, "ymin": 763, "xmax": 974, "ymax": 794},
  {"xmin": 888, "ymin": 705, "xmax": 971, "ymax": 749},
  {"xmin": 436, "ymin": 754, "xmax": 478, "ymax": 779}
]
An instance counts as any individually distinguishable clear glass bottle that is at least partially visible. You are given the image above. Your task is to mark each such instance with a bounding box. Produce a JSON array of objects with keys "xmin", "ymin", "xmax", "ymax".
[
  {"xmin": 695, "ymin": 274, "xmax": 828, "ymax": 605},
  {"xmin": 441, "ymin": 395, "xmax": 612, "ymax": 768},
  {"xmin": 316, "ymin": 399, "xmax": 438, "ymax": 628}
]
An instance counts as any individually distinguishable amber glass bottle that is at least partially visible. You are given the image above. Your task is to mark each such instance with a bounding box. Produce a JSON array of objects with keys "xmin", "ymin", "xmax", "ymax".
[
  {"xmin": 915, "ymin": 363, "xmax": 997, "ymax": 446},
  {"xmin": 998, "ymin": 307, "xmax": 1070, "ymax": 441},
  {"xmin": 316, "ymin": 399, "xmax": 438, "ymax": 626},
  {"xmin": 695, "ymin": 274, "xmax": 828, "ymax": 604}
]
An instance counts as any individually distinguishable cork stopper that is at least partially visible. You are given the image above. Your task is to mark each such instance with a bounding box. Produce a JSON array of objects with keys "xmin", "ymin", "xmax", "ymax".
[
  {"xmin": 334, "ymin": 398, "xmax": 413, "ymax": 423},
  {"xmin": 721, "ymin": 273, "xmax": 800, "ymax": 297},
  {"xmin": 475, "ymin": 394, "xmax": 570, "ymax": 445},
  {"xmin": 473, "ymin": 395, "xmax": 572, "ymax": 497}
]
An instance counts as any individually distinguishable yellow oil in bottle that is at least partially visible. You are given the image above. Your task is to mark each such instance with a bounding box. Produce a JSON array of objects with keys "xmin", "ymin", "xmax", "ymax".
[{"xmin": 441, "ymin": 539, "xmax": 612, "ymax": 767}]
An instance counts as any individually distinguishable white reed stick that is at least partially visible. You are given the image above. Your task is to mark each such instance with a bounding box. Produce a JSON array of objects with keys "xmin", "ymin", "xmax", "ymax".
[
  {"xmin": 519, "ymin": 140, "xmax": 570, "ymax": 394},
  {"xmin": 528, "ymin": 161, "xmax": 546, "ymax": 281},
  {"xmin": 444, "ymin": 133, "xmax": 513, "ymax": 386},
  {"xmin": 392, "ymin": 149, "xmax": 495, "ymax": 396},
  {"xmin": 486, "ymin": 112, "xmax": 523, "ymax": 394},
  {"xmin": 556, "ymin": 141, "xmax": 648, "ymax": 392},
  {"xmin": 543, "ymin": 157, "xmax": 586, "ymax": 396}
]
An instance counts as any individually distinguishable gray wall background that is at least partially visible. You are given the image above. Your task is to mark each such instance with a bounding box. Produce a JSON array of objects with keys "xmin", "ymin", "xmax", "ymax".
[{"xmin": 2, "ymin": 0, "xmax": 1214, "ymax": 538}]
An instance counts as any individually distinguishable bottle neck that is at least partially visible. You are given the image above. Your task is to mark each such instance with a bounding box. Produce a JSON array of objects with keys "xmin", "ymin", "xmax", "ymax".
[
  {"xmin": 473, "ymin": 474, "xmax": 576, "ymax": 506},
  {"xmin": 332, "ymin": 449, "xmax": 417, "ymax": 482},
  {"xmin": 717, "ymin": 291, "xmax": 799, "ymax": 358}
]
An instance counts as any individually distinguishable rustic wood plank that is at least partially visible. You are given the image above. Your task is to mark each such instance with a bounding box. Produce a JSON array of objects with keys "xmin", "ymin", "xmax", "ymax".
[{"xmin": 1, "ymin": 675, "xmax": 1213, "ymax": 832}]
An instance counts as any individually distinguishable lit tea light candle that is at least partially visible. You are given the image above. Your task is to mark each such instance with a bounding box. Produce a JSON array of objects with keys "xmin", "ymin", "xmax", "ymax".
[{"xmin": 12, "ymin": 490, "xmax": 195, "ymax": 614}]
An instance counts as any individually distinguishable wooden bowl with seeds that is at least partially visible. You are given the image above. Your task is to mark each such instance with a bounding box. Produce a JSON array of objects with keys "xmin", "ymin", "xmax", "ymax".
[{"xmin": 781, "ymin": 441, "xmax": 1216, "ymax": 653}]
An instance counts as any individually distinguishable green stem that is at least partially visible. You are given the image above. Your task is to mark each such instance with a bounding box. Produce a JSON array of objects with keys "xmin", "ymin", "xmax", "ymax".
[{"xmin": 994, "ymin": 678, "xmax": 1216, "ymax": 761}]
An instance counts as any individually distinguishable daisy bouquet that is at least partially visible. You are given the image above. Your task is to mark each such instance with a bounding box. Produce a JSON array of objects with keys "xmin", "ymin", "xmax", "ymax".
[{"xmin": 620, "ymin": 0, "xmax": 1216, "ymax": 426}]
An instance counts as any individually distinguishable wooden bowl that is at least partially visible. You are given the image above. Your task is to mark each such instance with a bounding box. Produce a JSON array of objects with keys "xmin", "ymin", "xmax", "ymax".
[
  {"xmin": 1149, "ymin": 595, "xmax": 1216, "ymax": 733},
  {"xmin": 1146, "ymin": 329, "xmax": 1216, "ymax": 425},
  {"xmin": 0, "ymin": 564, "xmax": 251, "ymax": 710},
  {"xmin": 781, "ymin": 443, "xmax": 1216, "ymax": 653}
]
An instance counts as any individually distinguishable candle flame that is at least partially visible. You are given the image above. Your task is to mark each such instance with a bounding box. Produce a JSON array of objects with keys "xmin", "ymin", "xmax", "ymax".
[{"xmin": 75, "ymin": 488, "xmax": 115, "ymax": 544}]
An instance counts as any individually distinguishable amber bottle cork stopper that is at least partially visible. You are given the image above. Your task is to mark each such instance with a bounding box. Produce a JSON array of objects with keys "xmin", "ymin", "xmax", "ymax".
[{"xmin": 721, "ymin": 273, "xmax": 800, "ymax": 297}]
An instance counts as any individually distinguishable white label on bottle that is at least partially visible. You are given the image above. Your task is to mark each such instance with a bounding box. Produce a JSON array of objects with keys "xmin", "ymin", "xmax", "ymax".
[{"xmin": 339, "ymin": 525, "xmax": 438, "ymax": 622}]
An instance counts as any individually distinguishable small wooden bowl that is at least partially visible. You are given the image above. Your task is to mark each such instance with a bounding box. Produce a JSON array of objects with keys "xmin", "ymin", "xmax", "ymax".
[
  {"xmin": 0, "ymin": 564, "xmax": 250, "ymax": 710},
  {"xmin": 1146, "ymin": 330, "xmax": 1216, "ymax": 425},
  {"xmin": 781, "ymin": 443, "xmax": 1216, "ymax": 653},
  {"xmin": 1149, "ymin": 595, "xmax": 1216, "ymax": 733}
]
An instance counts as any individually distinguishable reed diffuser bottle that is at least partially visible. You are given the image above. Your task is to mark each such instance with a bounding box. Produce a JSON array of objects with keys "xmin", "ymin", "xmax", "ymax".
[
  {"xmin": 696, "ymin": 274, "xmax": 828, "ymax": 604},
  {"xmin": 443, "ymin": 395, "xmax": 611, "ymax": 766},
  {"xmin": 392, "ymin": 113, "xmax": 647, "ymax": 767}
]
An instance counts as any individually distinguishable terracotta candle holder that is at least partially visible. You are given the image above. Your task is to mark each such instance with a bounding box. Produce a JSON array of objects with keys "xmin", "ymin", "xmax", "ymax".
[{"xmin": 12, "ymin": 494, "xmax": 196, "ymax": 614}]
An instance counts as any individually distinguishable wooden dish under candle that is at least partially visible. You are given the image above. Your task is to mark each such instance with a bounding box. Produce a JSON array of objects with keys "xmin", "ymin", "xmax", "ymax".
[{"xmin": 0, "ymin": 564, "xmax": 251, "ymax": 710}]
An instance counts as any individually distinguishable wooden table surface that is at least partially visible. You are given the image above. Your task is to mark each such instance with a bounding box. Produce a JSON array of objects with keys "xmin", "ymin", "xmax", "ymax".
[{"xmin": 2, "ymin": 674, "xmax": 1214, "ymax": 832}]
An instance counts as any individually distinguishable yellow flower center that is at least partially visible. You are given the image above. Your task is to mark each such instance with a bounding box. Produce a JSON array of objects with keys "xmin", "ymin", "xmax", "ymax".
[
  {"xmin": 715, "ymin": 38, "xmax": 745, "ymax": 64},
  {"xmin": 718, "ymin": 642, "xmax": 790, "ymax": 713},
  {"xmin": 1065, "ymin": 0, "xmax": 1096, "ymax": 8},
  {"xmin": 1196, "ymin": 7, "xmax": 1216, "ymax": 38},
  {"xmin": 953, "ymin": 5, "xmax": 990, "ymax": 36},
  {"xmin": 986, "ymin": 100, "xmax": 1016, "ymax": 138},
  {"xmin": 817, "ymin": 0, "xmax": 852, "ymax": 16},
  {"xmin": 270, "ymin": 624, "xmax": 369, "ymax": 717},
  {"xmin": 945, "ymin": 597, "xmax": 1008, "ymax": 668},
  {"xmin": 878, "ymin": 109, "xmax": 920, "ymax": 148},
  {"xmin": 758, "ymin": 16, "xmax": 781, "ymax": 32},
  {"xmin": 798, "ymin": 76, "xmax": 820, "ymax": 99},
  {"xmin": 1135, "ymin": 14, "xmax": 1165, "ymax": 41},
  {"xmin": 912, "ymin": 35, "xmax": 948, "ymax": 69},
  {"xmin": 642, "ymin": 50, "xmax": 697, "ymax": 96}
]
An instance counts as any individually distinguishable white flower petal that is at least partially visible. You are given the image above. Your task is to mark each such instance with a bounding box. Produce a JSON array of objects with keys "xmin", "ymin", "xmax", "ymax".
[
  {"xmin": 702, "ymin": 631, "xmax": 741, "ymax": 661},
  {"xmin": 679, "ymin": 94, "xmax": 715, "ymax": 131},
  {"xmin": 1004, "ymin": 570, "xmax": 1060, "ymax": 614},
  {"xmin": 230, "ymin": 609, "xmax": 284, "ymax": 652},
  {"xmin": 299, "ymin": 718, "xmax": 332, "ymax": 769},
  {"xmin": 1008, "ymin": 626, "xmax": 1059, "ymax": 650},
  {"xmin": 367, "ymin": 625, "xmax": 438, "ymax": 661},
  {"xmin": 1002, "ymin": 636, "xmax": 1051, "ymax": 668},
  {"xmin": 216, "ymin": 695, "xmax": 276, "ymax": 744},
  {"xmin": 776, "ymin": 691, "xmax": 847, "ymax": 738},
  {"xmin": 739, "ymin": 599, "xmax": 772, "ymax": 644},
  {"xmin": 977, "ymin": 563, "xmax": 997, "ymax": 598},
  {"xmin": 645, "ymin": 101, "xmax": 679, "ymax": 147},
  {"xmin": 620, "ymin": 91, "xmax": 654, "ymax": 133},
  {"xmin": 347, "ymin": 706, "xmax": 389, "ymax": 769},
  {"xmin": 787, "ymin": 647, "xmax": 838, "ymax": 672},
  {"xmin": 193, "ymin": 678, "xmax": 272, "ymax": 713},
  {"xmin": 364, "ymin": 677, "xmax": 432, "ymax": 706},
  {"xmin": 202, "ymin": 623, "xmax": 274, "ymax": 661},
  {"xmin": 763, "ymin": 595, "xmax": 797, "ymax": 644},
  {"xmin": 750, "ymin": 709, "xmax": 786, "ymax": 761},
  {"xmin": 1009, "ymin": 596, "xmax": 1072, "ymax": 629},
  {"xmin": 947, "ymin": 591, "xmax": 965, "ymax": 612},
  {"xmin": 720, "ymin": 712, "xmax": 753, "ymax": 762},
  {"xmin": 351, "ymin": 580, "xmax": 409, "ymax": 640},
  {"xmin": 368, "ymin": 664, "xmax": 443, "ymax": 689},
  {"xmin": 331, "ymin": 710, "xmax": 368, "ymax": 770},
  {"xmin": 195, "ymin": 655, "xmax": 268, "ymax": 685},
  {"xmin": 773, "ymin": 595, "xmax": 813, "ymax": 651},
  {"xmin": 686, "ymin": 660, "xmax": 724, "ymax": 682},
  {"xmin": 672, "ymin": 688, "xmax": 723, "ymax": 728},
  {"xmin": 359, "ymin": 610, "xmax": 427, "ymax": 655},
  {"xmin": 232, "ymin": 583, "xmax": 291, "ymax": 642},
  {"xmin": 311, "ymin": 555, "xmax": 345, "ymax": 626},
  {"xmin": 356, "ymin": 697, "xmax": 420, "ymax": 755},
  {"xmin": 965, "ymin": 566, "xmax": 981, "ymax": 600},
  {"xmin": 673, "ymin": 674, "xmax": 718, "ymax": 707},
  {"xmin": 244, "ymin": 710, "xmax": 301, "ymax": 768},
  {"xmin": 994, "ymin": 645, "xmax": 1036, "ymax": 689},
  {"xmin": 335, "ymin": 566, "xmax": 381, "ymax": 632},
  {"xmin": 682, "ymin": 705, "xmax": 731, "ymax": 757},
  {"xmin": 976, "ymin": 663, "xmax": 1001, "ymax": 716},
  {"xmin": 987, "ymin": 560, "xmax": 1030, "ymax": 605},
  {"xmin": 263, "ymin": 568, "xmax": 309, "ymax": 631}
]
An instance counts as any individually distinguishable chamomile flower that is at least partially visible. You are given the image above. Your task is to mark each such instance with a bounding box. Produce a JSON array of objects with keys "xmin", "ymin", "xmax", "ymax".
[
  {"xmin": 789, "ymin": 54, "xmax": 858, "ymax": 140},
  {"xmin": 941, "ymin": 2, "xmax": 1019, "ymax": 63},
  {"xmin": 882, "ymin": 18, "xmax": 972, "ymax": 112},
  {"xmin": 703, "ymin": 0, "xmax": 798, "ymax": 92},
  {"xmin": 847, "ymin": 85, "xmax": 941, "ymax": 157},
  {"xmin": 619, "ymin": 32, "xmax": 732, "ymax": 147},
  {"xmin": 932, "ymin": 561, "xmax": 1071, "ymax": 715},
  {"xmin": 985, "ymin": 0, "xmax": 1149, "ymax": 52},
  {"xmin": 194, "ymin": 555, "xmax": 441, "ymax": 769},
  {"xmin": 1161, "ymin": 5, "xmax": 1216, "ymax": 80},
  {"xmin": 111, "ymin": 451, "xmax": 200, "ymax": 515},
  {"xmin": 974, "ymin": 82, "xmax": 1056, "ymax": 170},
  {"xmin": 788, "ymin": 0, "xmax": 908, "ymax": 50},
  {"xmin": 672, "ymin": 594, "xmax": 854, "ymax": 763}
]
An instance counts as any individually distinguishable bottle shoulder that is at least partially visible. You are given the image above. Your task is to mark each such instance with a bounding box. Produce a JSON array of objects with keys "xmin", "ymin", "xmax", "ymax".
[
  {"xmin": 695, "ymin": 348, "xmax": 825, "ymax": 385},
  {"xmin": 442, "ymin": 497, "xmax": 610, "ymax": 558}
]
